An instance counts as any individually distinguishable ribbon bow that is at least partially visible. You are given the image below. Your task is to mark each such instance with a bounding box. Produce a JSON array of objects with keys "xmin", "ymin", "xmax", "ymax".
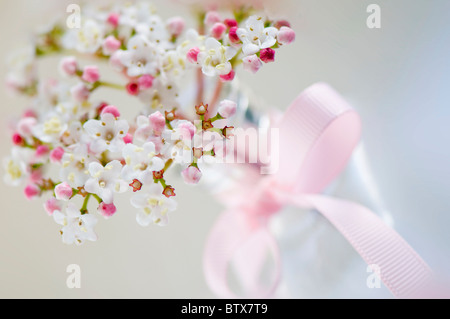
[{"xmin": 203, "ymin": 83, "xmax": 433, "ymax": 298}]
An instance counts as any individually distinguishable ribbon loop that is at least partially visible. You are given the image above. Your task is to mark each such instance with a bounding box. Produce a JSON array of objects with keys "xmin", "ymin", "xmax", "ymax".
[{"xmin": 275, "ymin": 82, "xmax": 361, "ymax": 194}]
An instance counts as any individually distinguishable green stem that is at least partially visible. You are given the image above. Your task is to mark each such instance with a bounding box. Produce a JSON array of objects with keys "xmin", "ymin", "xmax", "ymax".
[
  {"xmin": 209, "ymin": 114, "xmax": 224, "ymax": 123},
  {"xmin": 80, "ymin": 194, "xmax": 91, "ymax": 215},
  {"xmin": 92, "ymin": 194, "xmax": 102, "ymax": 204},
  {"xmin": 164, "ymin": 159, "xmax": 174, "ymax": 172}
]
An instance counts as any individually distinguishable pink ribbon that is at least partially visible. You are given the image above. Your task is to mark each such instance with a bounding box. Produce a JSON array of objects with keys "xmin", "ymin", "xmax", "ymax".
[{"xmin": 203, "ymin": 83, "xmax": 433, "ymax": 298}]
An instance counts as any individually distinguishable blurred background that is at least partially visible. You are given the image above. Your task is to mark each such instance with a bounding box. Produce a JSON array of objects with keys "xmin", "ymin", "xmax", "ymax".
[{"xmin": 0, "ymin": 0, "xmax": 449, "ymax": 298}]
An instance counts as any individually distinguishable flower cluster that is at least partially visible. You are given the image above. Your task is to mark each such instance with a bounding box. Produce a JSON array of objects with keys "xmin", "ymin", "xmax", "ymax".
[{"xmin": 3, "ymin": 2, "xmax": 294, "ymax": 245}]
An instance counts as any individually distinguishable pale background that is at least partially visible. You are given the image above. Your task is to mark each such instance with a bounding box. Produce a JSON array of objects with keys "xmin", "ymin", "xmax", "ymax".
[{"xmin": 0, "ymin": 0, "xmax": 449, "ymax": 298}]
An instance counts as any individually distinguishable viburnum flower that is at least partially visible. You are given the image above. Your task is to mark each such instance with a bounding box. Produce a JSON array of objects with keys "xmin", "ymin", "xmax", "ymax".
[
  {"xmin": 84, "ymin": 160, "xmax": 128, "ymax": 204},
  {"xmin": 59, "ymin": 56, "xmax": 78, "ymax": 77},
  {"xmin": 182, "ymin": 165, "xmax": 202, "ymax": 184},
  {"xmin": 5, "ymin": 46, "xmax": 36, "ymax": 92},
  {"xmin": 121, "ymin": 142, "xmax": 165, "ymax": 184},
  {"xmin": 98, "ymin": 202, "xmax": 117, "ymax": 219},
  {"xmin": 197, "ymin": 38, "xmax": 237, "ymax": 77},
  {"xmin": 218, "ymin": 100, "xmax": 237, "ymax": 118},
  {"xmin": 130, "ymin": 184, "xmax": 178, "ymax": 227},
  {"xmin": 32, "ymin": 113, "xmax": 68, "ymax": 144},
  {"xmin": 3, "ymin": 3, "xmax": 295, "ymax": 245},
  {"xmin": 59, "ymin": 144, "xmax": 96, "ymax": 188},
  {"xmin": 243, "ymin": 54, "xmax": 263, "ymax": 73},
  {"xmin": 53, "ymin": 203, "xmax": 98, "ymax": 245},
  {"xmin": 162, "ymin": 120, "xmax": 196, "ymax": 164},
  {"xmin": 134, "ymin": 112, "xmax": 166, "ymax": 143},
  {"xmin": 237, "ymin": 15, "xmax": 278, "ymax": 56},
  {"xmin": 83, "ymin": 112, "xmax": 129, "ymax": 154},
  {"xmin": 119, "ymin": 35, "xmax": 161, "ymax": 77},
  {"xmin": 63, "ymin": 19, "xmax": 105, "ymax": 54}
]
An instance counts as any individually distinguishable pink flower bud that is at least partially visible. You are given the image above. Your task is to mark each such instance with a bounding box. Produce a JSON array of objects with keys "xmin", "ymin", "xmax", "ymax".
[
  {"xmin": 210, "ymin": 22, "xmax": 226, "ymax": 39},
  {"xmin": 82, "ymin": 65, "xmax": 100, "ymax": 83},
  {"xmin": 110, "ymin": 51, "xmax": 125, "ymax": 71},
  {"xmin": 24, "ymin": 184, "xmax": 40, "ymax": 200},
  {"xmin": 220, "ymin": 69, "xmax": 235, "ymax": 82},
  {"xmin": 50, "ymin": 147, "xmax": 65, "ymax": 163},
  {"xmin": 277, "ymin": 26, "xmax": 296, "ymax": 45},
  {"xmin": 107, "ymin": 13, "xmax": 120, "ymax": 28},
  {"xmin": 44, "ymin": 198, "xmax": 61, "ymax": 216},
  {"xmin": 218, "ymin": 100, "xmax": 237, "ymax": 118},
  {"xmin": 29, "ymin": 170, "xmax": 43, "ymax": 184},
  {"xmin": 275, "ymin": 20, "xmax": 291, "ymax": 29},
  {"xmin": 17, "ymin": 117, "xmax": 37, "ymax": 137},
  {"xmin": 182, "ymin": 166, "xmax": 202, "ymax": 185},
  {"xmin": 204, "ymin": 11, "xmax": 221, "ymax": 26},
  {"xmin": 178, "ymin": 121, "xmax": 195, "ymax": 140},
  {"xmin": 60, "ymin": 56, "xmax": 78, "ymax": 76},
  {"xmin": 228, "ymin": 27, "xmax": 240, "ymax": 44},
  {"xmin": 224, "ymin": 19, "xmax": 238, "ymax": 29},
  {"xmin": 12, "ymin": 133, "xmax": 24, "ymax": 146},
  {"xmin": 35, "ymin": 145, "xmax": 50, "ymax": 157},
  {"xmin": 101, "ymin": 105, "xmax": 121, "ymax": 118},
  {"xmin": 102, "ymin": 36, "xmax": 121, "ymax": 55},
  {"xmin": 243, "ymin": 55, "xmax": 263, "ymax": 73},
  {"xmin": 22, "ymin": 109, "xmax": 37, "ymax": 118},
  {"xmin": 187, "ymin": 47, "xmax": 200, "ymax": 64},
  {"xmin": 55, "ymin": 182, "xmax": 73, "ymax": 201},
  {"xmin": 98, "ymin": 202, "xmax": 117, "ymax": 219},
  {"xmin": 70, "ymin": 83, "xmax": 90, "ymax": 102},
  {"xmin": 260, "ymin": 48, "xmax": 276, "ymax": 63},
  {"xmin": 124, "ymin": 133, "xmax": 133, "ymax": 144},
  {"xmin": 149, "ymin": 111, "xmax": 166, "ymax": 134},
  {"xmin": 148, "ymin": 136, "xmax": 163, "ymax": 153},
  {"xmin": 138, "ymin": 74, "xmax": 154, "ymax": 90},
  {"xmin": 126, "ymin": 82, "xmax": 139, "ymax": 96},
  {"xmin": 167, "ymin": 16, "xmax": 185, "ymax": 36}
]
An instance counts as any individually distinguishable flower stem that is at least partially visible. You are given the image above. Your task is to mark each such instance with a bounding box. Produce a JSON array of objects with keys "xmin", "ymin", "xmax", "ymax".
[
  {"xmin": 196, "ymin": 69, "xmax": 205, "ymax": 105},
  {"xmin": 92, "ymin": 194, "xmax": 102, "ymax": 204},
  {"xmin": 97, "ymin": 81, "xmax": 125, "ymax": 90},
  {"xmin": 164, "ymin": 159, "xmax": 174, "ymax": 172},
  {"xmin": 207, "ymin": 80, "xmax": 224, "ymax": 119},
  {"xmin": 80, "ymin": 194, "xmax": 91, "ymax": 215}
]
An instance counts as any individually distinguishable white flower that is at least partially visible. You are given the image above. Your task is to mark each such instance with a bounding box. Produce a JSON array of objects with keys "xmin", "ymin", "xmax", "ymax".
[
  {"xmin": 160, "ymin": 50, "xmax": 187, "ymax": 80},
  {"xmin": 83, "ymin": 113, "xmax": 129, "ymax": 154},
  {"xmin": 178, "ymin": 29, "xmax": 204, "ymax": 56},
  {"xmin": 84, "ymin": 160, "xmax": 128, "ymax": 204},
  {"xmin": 119, "ymin": 2, "xmax": 155, "ymax": 29},
  {"xmin": 237, "ymin": 15, "xmax": 278, "ymax": 56},
  {"xmin": 3, "ymin": 147, "xmax": 33, "ymax": 186},
  {"xmin": 161, "ymin": 120, "xmax": 196, "ymax": 165},
  {"xmin": 63, "ymin": 19, "xmax": 104, "ymax": 54},
  {"xmin": 32, "ymin": 113, "xmax": 68, "ymax": 144},
  {"xmin": 130, "ymin": 184, "xmax": 177, "ymax": 227},
  {"xmin": 121, "ymin": 142, "xmax": 165, "ymax": 184},
  {"xmin": 197, "ymin": 38, "xmax": 237, "ymax": 76},
  {"xmin": 60, "ymin": 144, "xmax": 97, "ymax": 188},
  {"xmin": 138, "ymin": 77, "xmax": 180, "ymax": 110},
  {"xmin": 5, "ymin": 46, "xmax": 36, "ymax": 90},
  {"xmin": 53, "ymin": 203, "xmax": 98, "ymax": 245},
  {"xmin": 135, "ymin": 15, "xmax": 171, "ymax": 48},
  {"xmin": 119, "ymin": 35, "xmax": 161, "ymax": 77},
  {"xmin": 60, "ymin": 121, "xmax": 90, "ymax": 147}
]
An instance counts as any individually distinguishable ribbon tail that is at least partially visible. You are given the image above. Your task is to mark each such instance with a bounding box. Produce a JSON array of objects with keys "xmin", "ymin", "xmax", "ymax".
[
  {"xmin": 289, "ymin": 194, "xmax": 433, "ymax": 298},
  {"xmin": 203, "ymin": 210, "xmax": 281, "ymax": 298}
]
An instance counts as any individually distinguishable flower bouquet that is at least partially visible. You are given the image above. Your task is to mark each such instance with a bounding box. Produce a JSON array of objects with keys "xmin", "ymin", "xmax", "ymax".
[{"xmin": 3, "ymin": 1, "xmax": 434, "ymax": 298}]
